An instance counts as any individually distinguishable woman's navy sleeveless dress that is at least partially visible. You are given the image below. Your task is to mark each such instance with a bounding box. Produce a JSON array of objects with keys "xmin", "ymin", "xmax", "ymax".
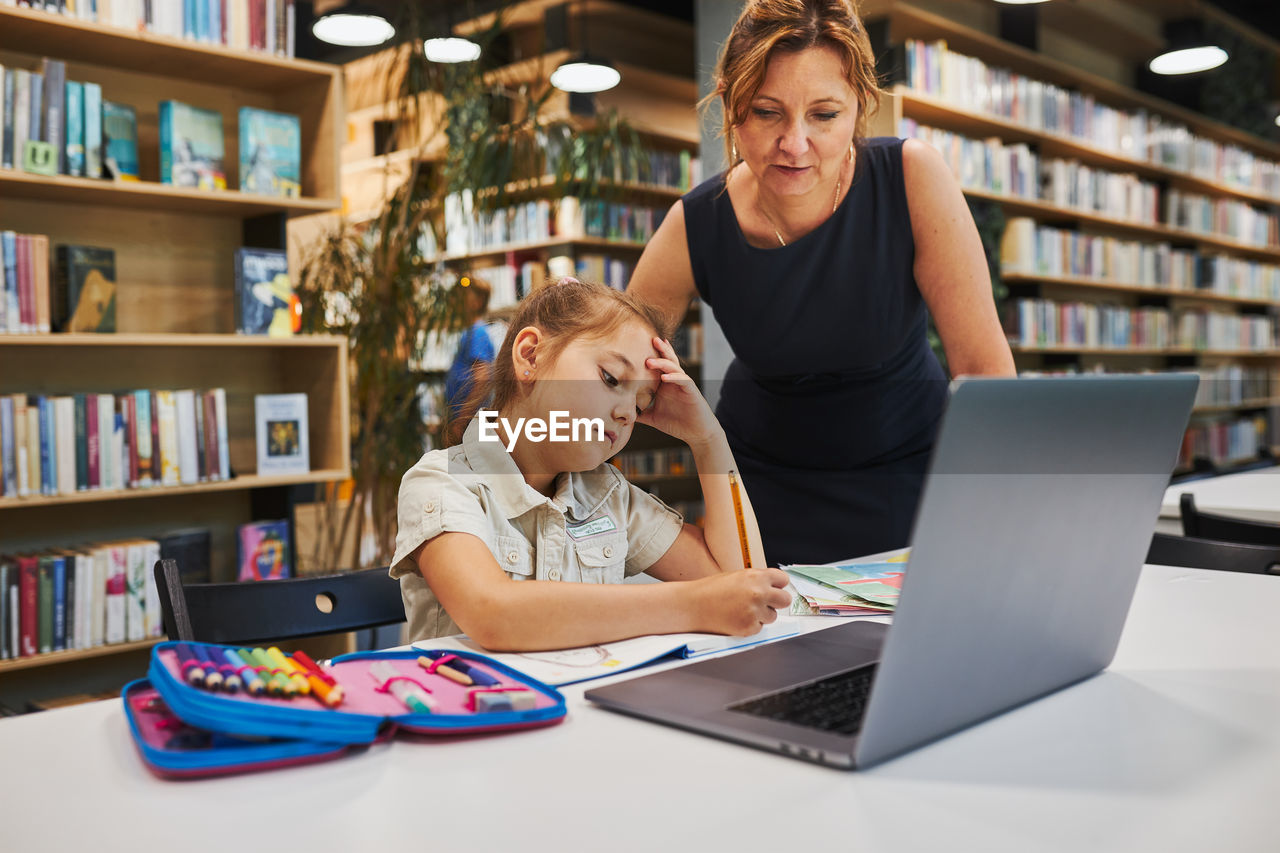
[{"xmin": 682, "ymin": 137, "xmax": 949, "ymax": 565}]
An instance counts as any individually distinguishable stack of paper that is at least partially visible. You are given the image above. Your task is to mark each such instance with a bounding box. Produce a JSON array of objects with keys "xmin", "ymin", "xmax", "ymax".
[{"xmin": 786, "ymin": 559, "xmax": 906, "ymax": 616}]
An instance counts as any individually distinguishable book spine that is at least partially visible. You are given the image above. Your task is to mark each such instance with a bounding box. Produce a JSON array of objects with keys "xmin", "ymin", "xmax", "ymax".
[
  {"xmin": 124, "ymin": 393, "xmax": 138, "ymax": 487},
  {"xmin": 13, "ymin": 394, "xmax": 29, "ymax": 497},
  {"xmin": 27, "ymin": 71, "xmax": 42, "ymax": 149},
  {"xmin": 83, "ymin": 81, "xmax": 102, "ymax": 179},
  {"xmin": 41, "ymin": 60, "xmax": 65, "ymax": 173},
  {"xmin": 73, "ymin": 392, "xmax": 88, "ymax": 491},
  {"xmin": 202, "ymin": 390, "xmax": 219, "ymax": 481},
  {"xmin": 214, "ymin": 386, "xmax": 229, "ymax": 480},
  {"xmin": 32, "ymin": 234, "xmax": 50, "ymax": 334},
  {"xmin": 15, "ymin": 233, "xmax": 31, "ymax": 333},
  {"xmin": 104, "ymin": 545, "xmax": 125, "ymax": 644},
  {"xmin": 64, "ymin": 79, "xmax": 83, "ymax": 176},
  {"xmin": 37, "ymin": 395, "xmax": 53, "ymax": 495},
  {"xmin": 1, "ymin": 68, "xmax": 13, "ymax": 170},
  {"xmin": 133, "ymin": 389, "xmax": 152, "ymax": 485},
  {"xmin": 124, "ymin": 542, "xmax": 144, "ymax": 642},
  {"xmin": 150, "ymin": 390, "xmax": 161, "ymax": 483},
  {"xmin": 157, "ymin": 100, "xmax": 172, "ymax": 183},
  {"xmin": 174, "ymin": 389, "xmax": 197, "ymax": 485},
  {"xmin": 53, "ymin": 554, "xmax": 67, "ymax": 651},
  {"xmin": 25, "ymin": 402, "xmax": 40, "ymax": 498},
  {"xmin": 37, "ymin": 556, "xmax": 53, "ymax": 653},
  {"xmin": 156, "ymin": 390, "xmax": 179, "ymax": 485},
  {"xmin": 0, "ymin": 562, "xmax": 8, "ymax": 660},
  {"xmin": 85, "ymin": 391, "xmax": 99, "ymax": 489},
  {"xmin": 12, "ymin": 69, "xmax": 28, "ymax": 175},
  {"xmin": 55, "ymin": 395, "xmax": 74, "ymax": 495},
  {"xmin": 193, "ymin": 387, "xmax": 206, "ymax": 481},
  {"xmin": 90, "ymin": 548, "xmax": 106, "ymax": 646},
  {"xmin": 0, "ymin": 395, "xmax": 13, "ymax": 497},
  {"xmin": 142, "ymin": 539, "xmax": 161, "ymax": 637},
  {"xmin": 1, "ymin": 231, "xmax": 15, "ymax": 334},
  {"xmin": 18, "ymin": 557, "xmax": 37, "ymax": 657},
  {"xmin": 97, "ymin": 393, "xmax": 113, "ymax": 489}
]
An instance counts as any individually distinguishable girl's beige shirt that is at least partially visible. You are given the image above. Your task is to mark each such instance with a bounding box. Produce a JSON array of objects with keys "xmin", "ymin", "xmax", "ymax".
[{"xmin": 390, "ymin": 418, "xmax": 684, "ymax": 641}]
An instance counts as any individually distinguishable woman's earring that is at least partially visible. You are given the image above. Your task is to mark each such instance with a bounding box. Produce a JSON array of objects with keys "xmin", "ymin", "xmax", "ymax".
[
  {"xmin": 523, "ymin": 370, "xmax": 530, "ymax": 377},
  {"xmin": 731, "ymin": 135, "xmax": 738, "ymax": 163},
  {"xmin": 848, "ymin": 141, "xmax": 855, "ymax": 163}
]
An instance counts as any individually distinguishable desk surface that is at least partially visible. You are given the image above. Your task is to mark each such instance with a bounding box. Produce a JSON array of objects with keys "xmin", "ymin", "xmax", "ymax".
[
  {"xmin": 1161, "ymin": 467, "xmax": 1280, "ymax": 523},
  {"xmin": 1, "ymin": 565, "xmax": 1278, "ymax": 853}
]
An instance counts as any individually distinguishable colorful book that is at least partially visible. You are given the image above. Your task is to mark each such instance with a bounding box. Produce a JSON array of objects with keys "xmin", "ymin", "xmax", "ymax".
[
  {"xmin": 254, "ymin": 392, "xmax": 308, "ymax": 476},
  {"xmin": 238, "ymin": 107, "xmax": 300, "ymax": 197},
  {"xmin": 158, "ymin": 100, "xmax": 226, "ymax": 190},
  {"xmin": 102, "ymin": 100, "xmax": 139, "ymax": 181},
  {"xmin": 1, "ymin": 68, "xmax": 14, "ymax": 170},
  {"xmin": 83, "ymin": 81, "xmax": 102, "ymax": 179},
  {"xmin": 41, "ymin": 59, "xmax": 65, "ymax": 174},
  {"xmin": 233, "ymin": 248, "xmax": 293, "ymax": 336},
  {"xmin": 154, "ymin": 390, "xmax": 179, "ymax": 486},
  {"xmin": 64, "ymin": 79, "xmax": 84, "ymax": 177},
  {"xmin": 54, "ymin": 245, "xmax": 115, "ymax": 333},
  {"xmin": 103, "ymin": 543, "xmax": 126, "ymax": 644},
  {"xmin": 237, "ymin": 519, "xmax": 292, "ymax": 581}
]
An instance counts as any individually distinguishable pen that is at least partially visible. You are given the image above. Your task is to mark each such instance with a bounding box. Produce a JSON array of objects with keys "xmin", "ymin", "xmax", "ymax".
[
  {"xmin": 173, "ymin": 643, "xmax": 206, "ymax": 688},
  {"xmin": 284, "ymin": 652, "xmax": 344, "ymax": 708},
  {"xmin": 370, "ymin": 661, "xmax": 435, "ymax": 714},
  {"xmin": 197, "ymin": 644, "xmax": 239, "ymax": 693},
  {"xmin": 290, "ymin": 649, "xmax": 336, "ymax": 686},
  {"xmin": 247, "ymin": 647, "xmax": 293, "ymax": 697},
  {"xmin": 420, "ymin": 651, "xmax": 498, "ymax": 686},
  {"xmin": 729, "ymin": 469, "xmax": 752, "ymax": 569},
  {"xmin": 417, "ymin": 654, "xmax": 472, "ymax": 686},
  {"xmin": 267, "ymin": 647, "xmax": 311, "ymax": 696}
]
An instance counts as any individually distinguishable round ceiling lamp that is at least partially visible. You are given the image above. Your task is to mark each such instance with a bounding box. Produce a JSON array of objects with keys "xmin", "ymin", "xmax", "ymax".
[{"xmin": 312, "ymin": 2, "xmax": 395, "ymax": 48}]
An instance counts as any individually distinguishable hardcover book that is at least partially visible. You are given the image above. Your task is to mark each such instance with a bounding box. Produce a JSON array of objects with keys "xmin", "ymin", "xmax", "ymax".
[
  {"xmin": 64, "ymin": 79, "xmax": 84, "ymax": 177},
  {"xmin": 233, "ymin": 248, "xmax": 295, "ymax": 336},
  {"xmin": 254, "ymin": 392, "xmax": 309, "ymax": 477},
  {"xmin": 53, "ymin": 244, "xmax": 116, "ymax": 333},
  {"xmin": 237, "ymin": 519, "xmax": 292, "ymax": 581},
  {"xmin": 238, "ymin": 107, "xmax": 300, "ymax": 197},
  {"xmin": 102, "ymin": 100, "xmax": 139, "ymax": 181},
  {"xmin": 158, "ymin": 100, "xmax": 226, "ymax": 190},
  {"xmin": 83, "ymin": 81, "xmax": 103, "ymax": 179}
]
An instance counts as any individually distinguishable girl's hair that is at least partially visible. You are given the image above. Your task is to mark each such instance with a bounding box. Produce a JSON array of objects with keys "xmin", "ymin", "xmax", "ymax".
[
  {"xmin": 703, "ymin": 0, "xmax": 883, "ymax": 171},
  {"xmin": 445, "ymin": 278, "xmax": 674, "ymax": 445}
]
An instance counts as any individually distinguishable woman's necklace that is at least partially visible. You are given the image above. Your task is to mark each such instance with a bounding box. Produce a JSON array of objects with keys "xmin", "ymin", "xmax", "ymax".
[{"xmin": 758, "ymin": 172, "xmax": 845, "ymax": 248}]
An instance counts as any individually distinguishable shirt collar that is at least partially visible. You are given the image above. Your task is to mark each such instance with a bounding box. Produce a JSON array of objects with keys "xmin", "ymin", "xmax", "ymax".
[{"xmin": 461, "ymin": 417, "xmax": 621, "ymax": 522}]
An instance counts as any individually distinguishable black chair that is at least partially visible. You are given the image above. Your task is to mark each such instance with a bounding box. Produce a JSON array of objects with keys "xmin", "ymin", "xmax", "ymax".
[
  {"xmin": 1146, "ymin": 532, "xmax": 1280, "ymax": 575},
  {"xmin": 154, "ymin": 558, "xmax": 406, "ymax": 646},
  {"xmin": 1180, "ymin": 493, "xmax": 1280, "ymax": 548}
]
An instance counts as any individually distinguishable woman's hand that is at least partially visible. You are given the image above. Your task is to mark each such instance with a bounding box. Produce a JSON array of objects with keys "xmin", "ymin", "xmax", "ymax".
[{"xmin": 638, "ymin": 336, "xmax": 723, "ymax": 449}]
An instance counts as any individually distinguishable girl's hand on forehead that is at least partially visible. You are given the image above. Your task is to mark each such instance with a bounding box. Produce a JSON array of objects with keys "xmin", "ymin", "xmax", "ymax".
[{"xmin": 637, "ymin": 336, "xmax": 722, "ymax": 448}]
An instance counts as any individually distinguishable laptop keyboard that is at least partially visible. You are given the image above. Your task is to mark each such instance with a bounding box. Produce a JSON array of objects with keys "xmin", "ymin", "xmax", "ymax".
[{"xmin": 728, "ymin": 665, "xmax": 878, "ymax": 736}]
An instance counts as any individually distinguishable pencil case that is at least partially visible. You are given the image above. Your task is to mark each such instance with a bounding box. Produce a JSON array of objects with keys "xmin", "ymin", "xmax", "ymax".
[{"xmin": 123, "ymin": 641, "xmax": 567, "ymax": 778}]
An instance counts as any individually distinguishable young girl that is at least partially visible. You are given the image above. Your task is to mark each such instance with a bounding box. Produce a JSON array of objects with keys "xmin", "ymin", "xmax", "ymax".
[{"xmin": 390, "ymin": 278, "xmax": 792, "ymax": 651}]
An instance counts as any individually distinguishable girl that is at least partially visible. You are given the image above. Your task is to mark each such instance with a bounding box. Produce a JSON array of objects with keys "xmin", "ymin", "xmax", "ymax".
[{"xmin": 390, "ymin": 278, "xmax": 792, "ymax": 651}]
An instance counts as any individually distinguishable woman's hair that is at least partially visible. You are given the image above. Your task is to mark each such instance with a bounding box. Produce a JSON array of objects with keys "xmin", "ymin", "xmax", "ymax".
[
  {"xmin": 705, "ymin": 0, "xmax": 883, "ymax": 170},
  {"xmin": 445, "ymin": 278, "xmax": 674, "ymax": 445}
]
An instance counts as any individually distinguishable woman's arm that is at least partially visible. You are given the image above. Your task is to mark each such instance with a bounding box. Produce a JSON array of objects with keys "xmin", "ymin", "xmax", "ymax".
[
  {"xmin": 414, "ymin": 532, "xmax": 790, "ymax": 651},
  {"xmin": 902, "ymin": 138, "xmax": 1016, "ymax": 378},
  {"xmin": 625, "ymin": 199, "xmax": 699, "ymax": 330}
]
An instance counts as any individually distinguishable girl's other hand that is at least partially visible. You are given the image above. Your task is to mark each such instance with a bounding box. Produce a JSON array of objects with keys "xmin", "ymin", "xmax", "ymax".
[{"xmin": 638, "ymin": 336, "xmax": 722, "ymax": 448}]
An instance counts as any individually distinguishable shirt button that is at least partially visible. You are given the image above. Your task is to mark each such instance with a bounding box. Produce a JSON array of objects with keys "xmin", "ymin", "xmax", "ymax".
[
  {"xmin": 507, "ymin": 551, "xmax": 519, "ymax": 564},
  {"xmin": 603, "ymin": 545, "xmax": 614, "ymax": 558},
  {"xmin": 424, "ymin": 500, "xmax": 437, "ymax": 514},
  {"xmin": 549, "ymin": 569, "xmax": 561, "ymax": 581}
]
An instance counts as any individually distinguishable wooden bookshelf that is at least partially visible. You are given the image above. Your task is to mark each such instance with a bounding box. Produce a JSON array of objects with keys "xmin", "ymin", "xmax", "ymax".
[
  {"xmin": 1192, "ymin": 398, "xmax": 1280, "ymax": 415},
  {"xmin": 0, "ymin": 14, "xmax": 350, "ymax": 692}
]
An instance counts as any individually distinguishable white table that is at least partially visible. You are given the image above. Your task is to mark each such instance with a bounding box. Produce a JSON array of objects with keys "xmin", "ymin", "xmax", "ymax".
[
  {"xmin": 1158, "ymin": 468, "xmax": 1280, "ymax": 534},
  {"xmin": 1, "ymin": 564, "xmax": 1278, "ymax": 853}
]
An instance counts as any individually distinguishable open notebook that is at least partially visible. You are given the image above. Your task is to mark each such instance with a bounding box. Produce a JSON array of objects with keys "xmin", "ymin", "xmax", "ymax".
[{"xmin": 412, "ymin": 622, "xmax": 799, "ymax": 686}]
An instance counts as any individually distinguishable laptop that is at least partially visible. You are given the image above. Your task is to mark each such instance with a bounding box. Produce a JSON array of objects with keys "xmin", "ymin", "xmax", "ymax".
[{"xmin": 585, "ymin": 374, "xmax": 1199, "ymax": 769}]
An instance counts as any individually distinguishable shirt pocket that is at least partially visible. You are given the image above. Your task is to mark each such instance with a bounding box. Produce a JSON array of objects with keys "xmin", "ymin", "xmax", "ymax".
[
  {"xmin": 495, "ymin": 535, "xmax": 534, "ymax": 581},
  {"xmin": 574, "ymin": 533, "xmax": 628, "ymax": 585}
]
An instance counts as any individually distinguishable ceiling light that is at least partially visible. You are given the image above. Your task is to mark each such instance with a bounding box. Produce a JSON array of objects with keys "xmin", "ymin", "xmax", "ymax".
[
  {"xmin": 1149, "ymin": 19, "xmax": 1228, "ymax": 76},
  {"xmin": 551, "ymin": 55, "xmax": 620, "ymax": 93},
  {"xmin": 312, "ymin": 3, "xmax": 395, "ymax": 47},
  {"xmin": 425, "ymin": 37, "xmax": 482, "ymax": 63}
]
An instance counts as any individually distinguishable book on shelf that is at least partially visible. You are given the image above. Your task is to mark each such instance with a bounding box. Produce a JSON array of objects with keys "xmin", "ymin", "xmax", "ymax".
[
  {"xmin": 1, "ymin": 65, "xmax": 14, "ymax": 170},
  {"xmin": 102, "ymin": 100, "xmax": 138, "ymax": 181},
  {"xmin": 238, "ymin": 107, "xmax": 301, "ymax": 198},
  {"xmin": 159, "ymin": 100, "xmax": 226, "ymax": 190},
  {"xmin": 83, "ymin": 80, "xmax": 103, "ymax": 179},
  {"xmin": 0, "ymin": 231, "xmax": 51, "ymax": 334},
  {"xmin": 237, "ymin": 519, "xmax": 292, "ymax": 581},
  {"xmin": 64, "ymin": 78, "xmax": 83, "ymax": 177},
  {"xmin": 53, "ymin": 244, "xmax": 116, "ymax": 333},
  {"xmin": 233, "ymin": 247, "xmax": 295, "ymax": 336},
  {"xmin": 254, "ymin": 392, "xmax": 309, "ymax": 476},
  {"xmin": 40, "ymin": 57, "xmax": 65, "ymax": 175}
]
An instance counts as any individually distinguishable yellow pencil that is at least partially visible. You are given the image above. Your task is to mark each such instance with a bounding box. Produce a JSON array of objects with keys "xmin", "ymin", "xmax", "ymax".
[{"xmin": 728, "ymin": 469, "xmax": 752, "ymax": 569}]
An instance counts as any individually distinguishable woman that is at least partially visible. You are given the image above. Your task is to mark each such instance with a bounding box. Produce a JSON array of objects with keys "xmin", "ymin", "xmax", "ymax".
[{"xmin": 627, "ymin": 0, "xmax": 1015, "ymax": 565}]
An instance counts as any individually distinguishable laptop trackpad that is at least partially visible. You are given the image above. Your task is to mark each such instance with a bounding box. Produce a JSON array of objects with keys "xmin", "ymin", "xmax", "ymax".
[{"xmin": 687, "ymin": 620, "xmax": 890, "ymax": 691}]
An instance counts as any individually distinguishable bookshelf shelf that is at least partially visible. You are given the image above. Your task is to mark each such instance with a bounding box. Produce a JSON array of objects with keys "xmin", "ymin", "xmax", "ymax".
[
  {"xmin": 961, "ymin": 186, "xmax": 1280, "ymax": 263},
  {"xmin": 1192, "ymin": 398, "xmax": 1280, "ymax": 415},
  {"xmin": 0, "ymin": 638, "xmax": 161, "ymax": 675},
  {"xmin": 1008, "ymin": 345, "xmax": 1280, "ymax": 358},
  {"xmin": 1000, "ymin": 273, "xmax": 1280, "ymax": 308},
  {"xmin": 898, "ymin": 89, "xmax": 1280, "ymax": 209},
  {"xmin": 0, "ymin": 168, "xmax": 338, "ymax": 217},
  {"xmin": 0, "ymin": 470, "xmax": 349, "ymax": 511},
  {"xmin": 0, "ymin": 5, "xmax": 336, "ymax": 91}
]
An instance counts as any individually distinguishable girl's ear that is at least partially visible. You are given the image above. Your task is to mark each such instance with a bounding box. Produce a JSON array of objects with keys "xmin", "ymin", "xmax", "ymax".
[{"xmin": 511, "ymin": 326, "xmax": 541, "ymax": 381}]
